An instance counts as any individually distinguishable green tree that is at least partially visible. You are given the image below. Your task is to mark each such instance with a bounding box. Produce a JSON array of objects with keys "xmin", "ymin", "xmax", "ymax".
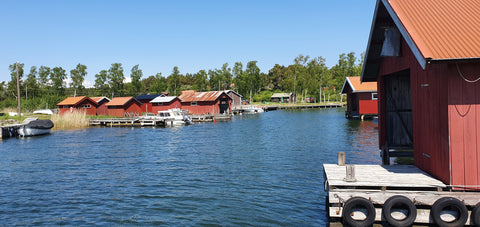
[
  {"xmin": 219, "ymin": 63, "xmax": 232, "ymax": 90},
  {"xmin": 70, "ymin": 63, "xmax": 87, "ymax": 96},
  {"xmin": 208, "ymin": 69, "xmax": 220, "ymax": 90},
  {"xmin": 246, "ymin": 61, "xmax": 260, "ymax": 103},
  {"xmin": 268, "ymin": 64, "xmax": 286, "ymax": 91},
  {"xmin": 167, "ymin": 66, "xmax": 181, "ymax": 96},
  {"xmin": 95, "ymin": 69, "xmax": 109, "ymax": 96},
  {"xmin": 307, "ymin": 56, "xmax": 329, "ymax": 103},
  {"xmin": 7, "ymin": 62, "xmax": 24, "ymax": 99},
  {"xmin": 38, "ymin": 66, "xmax": 51, "ymax": 93},
  {"xmin": 129, "ymin": 64, "xmax": 143, "ymax": 96},
  {"xmin": 0, "ymin": 81, "xmax": 7, "ymax": 101},
  {"xmin": 232, "ymin": 62, "xmax": 249, "ymax": 98},
  {"xmin": 108, "ymin": 63, "xmax": 124, "ymax": 97},
  {"xmin": 25, "ymin": 66, "xmax": 39, "ymax": 99},
  {"xmin": 150, "ymin": 73, "xmax": 167, "ymax": 94},
  {"xmin": 192, "ymin": 70, "xmax": 208, "ymax": 91},
  {"xmin": 50, "ymin": 67, "xmax": 67, "ymax": 95}
]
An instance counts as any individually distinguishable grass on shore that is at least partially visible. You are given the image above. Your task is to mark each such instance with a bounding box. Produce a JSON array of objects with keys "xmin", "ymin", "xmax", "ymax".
[{"xmin": 51, "ymin": 112, "xmax": 89, "ymax": 130}]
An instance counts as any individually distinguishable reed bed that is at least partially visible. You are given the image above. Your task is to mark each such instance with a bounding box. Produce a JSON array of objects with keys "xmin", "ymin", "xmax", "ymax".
[{"xmin": 51, "ymin": 112, "xmax": 89, "ymax": 130}]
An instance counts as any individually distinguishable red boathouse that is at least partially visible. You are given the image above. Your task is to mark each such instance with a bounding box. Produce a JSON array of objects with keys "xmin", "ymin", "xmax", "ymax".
[
  {"xmin": 106, "ymin": 97, "xmax": 142, "ymax": 117},
  {"xmin": 57, "ymin": 96, "xmax": 97, "ymax": 116},
  {"xmin": 90, "ymin": 96, "xmax": 110, "ymax": 116},
  {"xmin": 341, "ymin": 76, "xmax": 378, "ymax": 118},
  {"xmin": 178, "ymin": 90, "xmax": 232, "ymax": 115},
  {"xmin": 150, "ymin": 96, "xmax": 181, "ymax": 113},
  {"xmin": 362, "ymin": 0, "xmax": 480, "ymax": 190}
]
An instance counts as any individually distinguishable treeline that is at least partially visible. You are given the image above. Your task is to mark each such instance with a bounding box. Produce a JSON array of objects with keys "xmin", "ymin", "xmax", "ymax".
[{"xmin": 0, "ymin": 52, "xmax": 363, "ymax": 111}]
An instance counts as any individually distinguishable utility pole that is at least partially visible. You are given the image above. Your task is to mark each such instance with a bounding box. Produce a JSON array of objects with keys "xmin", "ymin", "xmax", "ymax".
[{"xmin": 16, "ymin": 62, "xmax": 21, "ymax": 116}]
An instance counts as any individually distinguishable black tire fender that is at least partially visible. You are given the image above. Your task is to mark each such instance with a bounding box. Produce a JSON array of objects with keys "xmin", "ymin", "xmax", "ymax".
[
  {"xmin": 472, "ymin": 203, "xmax": 480, "ymax": 226},
  {"xmin": 382, "ymin": 195, "xmax": 417, "ymax": 227},
  {"xmin": 342, "ymin": 197, "xmax": 376, "ymax": 227},
  {"xmin": 431, "ymin": 197, "xmax": 468, "ymax": 227}
]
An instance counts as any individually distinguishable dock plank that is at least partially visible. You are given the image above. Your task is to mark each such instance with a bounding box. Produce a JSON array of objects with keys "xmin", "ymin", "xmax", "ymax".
[{"xmin": 323, "ymin": 164, "xmax": 445, "ymax": 189}]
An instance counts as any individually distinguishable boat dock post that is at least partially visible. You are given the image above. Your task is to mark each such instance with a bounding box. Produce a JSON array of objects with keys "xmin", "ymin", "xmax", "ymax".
[
  {"xmin": 324, "ymin": 153, "xmax": 480, "ymax": 226},
  {"xmin": 0, "ymin": 124, "xmax": 23, "ymax": 139}
]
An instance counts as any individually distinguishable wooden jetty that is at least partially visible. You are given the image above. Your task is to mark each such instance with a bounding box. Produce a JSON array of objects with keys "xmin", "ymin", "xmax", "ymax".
[
  {"xmin": 263, "ymin": 103, "xmax": 344, "ymax": 111},
  {"xmin": 0, "ymin": 123, "xmax": 23, "ymax": 139},
  {"xmin": 190, "ymin": 114, "xmax": 232, "ymax": 122},
  {"xmin": 324, "ymin": 160, "xmax": 480, "ymax": 226},
  {"xmin": 89, "ymin": 118, "xmax": 166, "ymax": 127}
]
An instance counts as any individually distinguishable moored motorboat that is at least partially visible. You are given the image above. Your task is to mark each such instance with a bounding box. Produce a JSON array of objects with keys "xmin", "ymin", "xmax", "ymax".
[
  {"xmin": 241, "ymin": 105, "xmax": 264, "ymax": 114},
  {"xmin": 158, "ymin": 108, "xmax": 192, "ymax": 126},
  {"xmin": 18, "ymin": 118, "xmax": 54, "ymax": 137}
]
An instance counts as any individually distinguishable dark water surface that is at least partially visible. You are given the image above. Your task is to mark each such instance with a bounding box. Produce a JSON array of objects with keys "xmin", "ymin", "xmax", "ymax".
[{"xmin": 0, "ymin": 108, "xmax": 379, "ymax": 226}]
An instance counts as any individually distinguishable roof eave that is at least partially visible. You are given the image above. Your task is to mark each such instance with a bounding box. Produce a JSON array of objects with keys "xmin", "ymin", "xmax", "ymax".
[
  {"xmin": 361, "ymin": 0, "xmax": 382, "ymax": 83},
  {"xmin": 382, "ymin": 0, "xmax": 427, "ymax": 70},
  {"xmin": 362, "ymin": 0, "xmax": 428, "ymax": 83},
  {"xmin": 340, "ymin": 77, "xmax": 353, "ymax": 94}
]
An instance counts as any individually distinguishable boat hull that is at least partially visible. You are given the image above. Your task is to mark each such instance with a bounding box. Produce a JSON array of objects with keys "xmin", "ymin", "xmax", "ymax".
[{"xmin": 18, "ymin": 127, "xmax": 52, "ymax": 137}]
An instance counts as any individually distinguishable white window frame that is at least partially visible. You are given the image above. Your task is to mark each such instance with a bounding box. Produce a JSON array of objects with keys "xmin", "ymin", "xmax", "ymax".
[{"xmin": 372, "ymin": 93, "xmax": 378, "ymax": 100}]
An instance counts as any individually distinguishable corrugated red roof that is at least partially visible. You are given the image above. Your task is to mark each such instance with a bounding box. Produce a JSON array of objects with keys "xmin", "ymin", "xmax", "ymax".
[
  {"xmin": 388, "ymin": 0, "xmax": 480, "ymax": 61},
  {"xmin": 341, "ymin": 77, "xmax": 377, "ymax": 94},
  {"xmin": 362, "ymin": 0, "xmax": 480, "ymax": 82},
  {"xmin": 106, "ymin": 97, "xmax": 135, "ymax": 106},
  {"xmin": 178, "ymin": 91, "xmax": 227, "ymax": 102},
  {"xmin": 57, "ymin": 96, "xmax": 89, "ymax": 106}
]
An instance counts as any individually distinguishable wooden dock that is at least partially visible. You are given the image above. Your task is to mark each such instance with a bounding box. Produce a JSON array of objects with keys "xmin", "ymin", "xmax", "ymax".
[
  {"xmin": 0, "ymin": 123, "xmax": 24, "ymax": 139},
  {"xmin": 324, "ymin": 163, "xmax": 480, "ymax": 226},
  {"xmin": 263, "ymin": 103, "xmax": 344, "ymax": 111},
  {"xmin": 190, "ymin": 114, "xmax": 232, "ymax": 122},
  {"xmin": 89, "ymin": 118, "xmax": 166, "ymax": 127}
]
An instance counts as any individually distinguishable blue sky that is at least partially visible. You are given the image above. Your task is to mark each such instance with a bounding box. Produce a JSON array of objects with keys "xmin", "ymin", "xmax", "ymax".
[{"xmin": 0, "ymin": 0, "xmax": 376, "ymax": 86}]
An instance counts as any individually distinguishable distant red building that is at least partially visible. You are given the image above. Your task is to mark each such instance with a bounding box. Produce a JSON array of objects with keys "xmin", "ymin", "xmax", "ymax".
[
  {"xmin": 57, "ymin": 96, "xmax": 97, "ymax": 115},
  {"xmin": 150, "ymin": 96, "xmax": 181, "ymax": 113},
  {"xmin": 90, "ymin": 97, "xmax": 110, "ymax": 115},
  {"xmin": 136, "ymin": 94, "xmax": 161, "ymax": 113},
  {"xmin": 106, "ymin": 97, "xmax": 142, "ymax": 117},
  {"xmin": 178, "ymin": 91, "xmax": 232, "ymax": 115},
  {"xmin": 341, "ymin": 76, "xmax": 378, "ymax": 118},
  {"xmin": 362, "ymin": 0, "xmax": 480, "ymax": 190}
]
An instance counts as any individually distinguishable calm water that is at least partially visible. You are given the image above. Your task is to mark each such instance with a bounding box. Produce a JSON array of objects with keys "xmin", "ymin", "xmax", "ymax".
[{"xmin": 0, "ymin": 108, "xmax": 379, "ymax": 226}]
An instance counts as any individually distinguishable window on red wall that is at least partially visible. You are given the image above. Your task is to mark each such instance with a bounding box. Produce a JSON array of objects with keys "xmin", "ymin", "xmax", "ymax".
[
  {"xmin": 191, "ymin": 101, "xmax": 197, "ymax": 106},
  {"xmin": 81, "ymin": 104, "xmax": 91, "ymax": 108},
  {"xmin": 372, "ymin": 93, "xmax": 378, "ymax": 100}
]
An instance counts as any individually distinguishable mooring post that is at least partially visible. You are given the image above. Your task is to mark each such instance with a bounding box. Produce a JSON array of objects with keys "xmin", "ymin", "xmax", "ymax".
[
  {"xmin": 338, "ymin": 152, "xmax": 346, "ymax": 166},
  {"xmin": 344, "ymin": 165, "xmax": 356, "ymax": 182}
]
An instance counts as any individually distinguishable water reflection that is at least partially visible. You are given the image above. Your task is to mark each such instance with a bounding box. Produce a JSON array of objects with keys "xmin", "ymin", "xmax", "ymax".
[{"xmin": 344, "ymin": 119, "xmax": 381, "ymax": 164}]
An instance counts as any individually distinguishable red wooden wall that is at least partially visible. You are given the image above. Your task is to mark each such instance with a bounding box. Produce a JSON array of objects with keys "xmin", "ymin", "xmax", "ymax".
[
  {"xmin": 96, "ymin": 99, "xmax": 109, "ymax": 115},
  {"xmin": 58, "ymin": 99, "xmax": 97, "ymax": 116},
  {"xmin": 377, "ymin": 37, "xmax": 480, "ymax": 189},
  {"xmin": 107, "ymin": 101, "xmax": 142, "ymax": 117},
  {"xmin": 151, "ymin": 100, "xmax": 181, "ymax": 113},
  {"xmin": 447, "ymin": 63, "xmax": 480, "ymax": 190},
  {"xmin": 181, "ymin": 101, "xmax": 220, "ymax": 115},
  {"xmin": 357, "ymin": 92, "xmax": 378, "ymax": 115},
  {"xmin": 141, "ymin": 103, "xmax": 153, "ymax": 113}
]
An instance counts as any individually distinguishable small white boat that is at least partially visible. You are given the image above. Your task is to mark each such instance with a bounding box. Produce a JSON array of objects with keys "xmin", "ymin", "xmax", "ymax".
[
  {"xmin": 18, "ymin": 118, "xmax": 54, "ymax": 137},
  {"xmin": 241, "ymin": 105, "xmax": 264, "ymax": 114},
  {"xmin": 158, "ymin": 108, "xmax": 192, "ymax": 126},
  {"xmin": 33, "ymin": 109, "xmax": 54, "ymax": 115}
]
